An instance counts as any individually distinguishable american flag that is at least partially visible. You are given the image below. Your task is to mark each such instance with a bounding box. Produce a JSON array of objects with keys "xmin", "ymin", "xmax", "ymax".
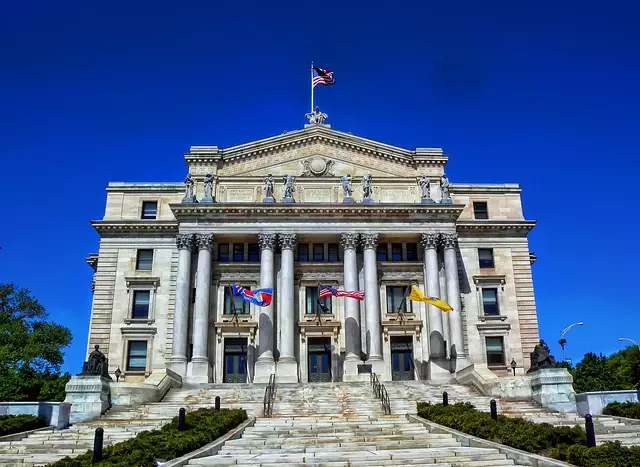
[
  {"xmin": 312, "ymin": 67, "xmax": 335, "ymax": 87},
  {"xmin": 319, "ymin": 285, "xmax": 364, "ymax": 301}
]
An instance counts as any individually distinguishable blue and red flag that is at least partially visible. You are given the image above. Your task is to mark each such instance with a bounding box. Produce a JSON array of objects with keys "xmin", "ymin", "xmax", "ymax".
[{"xmin": 232, "ymin": 284, "xmax": 273, "ymax": 307}]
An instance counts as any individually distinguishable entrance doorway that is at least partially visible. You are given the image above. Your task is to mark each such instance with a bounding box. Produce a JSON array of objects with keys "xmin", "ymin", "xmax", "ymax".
[
  {"xmin": 391, "ymin": 336, "xmax": 414, "ymax": 381},
  {"xmin": 223, "ymin": 338, "xmax": 247, "ymax": 383},
  {"xmin": 308, "ymin": 337, "xmax": 332, "ymax": 382}
]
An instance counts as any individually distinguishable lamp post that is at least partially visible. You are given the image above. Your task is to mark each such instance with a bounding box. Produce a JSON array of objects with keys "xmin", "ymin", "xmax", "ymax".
[
  {"xmin": 618, "ymin": 337, "xmax": 640, "ymax": 352},
  {"xmin": 558, "ymin": 322, "xmax": 584, "ymax": 362},
  {"xmin": 510, "ymin": 359, "xmax": 517, "ymax": 376}
]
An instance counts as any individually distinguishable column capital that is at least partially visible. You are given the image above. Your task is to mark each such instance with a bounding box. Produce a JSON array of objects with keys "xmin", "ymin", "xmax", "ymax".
[
  {"xmin": 279, "ymin": 233, "xmax": 297, "ymax": 250},
  {"xmin": 360, "ymin": 233, "xmax": 378, "ymax": 250},
  {"xmin": 176, "ymin": 234, "xmax": 195, "ymax": 251},
  {"xmin": 421, "ymin": 233, "xmax": 439, "ymax": 249},
  {"xmin": 441, "ymin": 232, "xmax": 458, "ymax": 250},
  {"xmin": 340, "ymin": 233, "xmax": 360, "ymax": 250},
  {"xmin": 195, "ymin": 233, "xmax": 215, "ymax": 251},
  {"xmin": 258, "ymin": 233, "xmax": 277, "ymax": 251}
]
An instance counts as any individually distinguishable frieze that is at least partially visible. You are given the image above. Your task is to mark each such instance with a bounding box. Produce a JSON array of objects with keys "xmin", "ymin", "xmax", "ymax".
[
  {"xmin": 298, "ymin": 271, "xmax": 343, "ymax": 282},
  {"xmin": 380, "ymin": 271, "xmax": 423, "ymax": 282},
  {"xmin": 226, "ymin": 188, "xmax": 256, "ymax": 202},
  {"xmin": 303, "ymin": 188, "xmax": 332, "ymax": 202}
]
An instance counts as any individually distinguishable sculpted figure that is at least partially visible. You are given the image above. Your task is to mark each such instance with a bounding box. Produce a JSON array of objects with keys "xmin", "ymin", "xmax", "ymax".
[
  {"xmin": 362, "ymin": 174, "xmax": 373, "ymax": 200},
  {"xmin": 440, "ymin": 174, "xmax": 451, "ymax": 202},
  {"xmin": 419, "ymin": 175, "xmax": 430, "ymax": 200},
  {"xmin": 81, "ymin": 345, "xmax": 109, "ymax": 377},
  {"xmin": 203, "ymin": 174, "xmax": 214, "ymax": 200},
  {"xmin": 305, "ymin": 106, "xmax": 328, "ymax": 124},
  {"xmin": 341, "ymin": 174, "xmax": 353, "ymax": 199},
  {"xmin": 263, "ymin": 174, "xmax": 274, "ymax": 199},
  {"xmin": 528, "ymin": 339, "xmax": 556, "ymax": 372},
  {"xmin": 183, "ymin": 173, "xmax": 196, "ymax": 201},
  {"xmin": 283, "ymin": 175, "xmax": 296, "ymax": 199}
]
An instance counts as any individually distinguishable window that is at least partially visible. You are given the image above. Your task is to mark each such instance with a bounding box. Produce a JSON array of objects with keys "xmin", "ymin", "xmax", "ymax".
[
  {"xmin": 406, "ymin": 243, "xmax": 418, "ymax": 261},
  {"xmin": 312, "ymin": 244, "xmax": 324, "ymax": 262},
  {"xmin": 306, "ymin": 287, "xmax": 331, "ymax": 314},
  {"xmin": 298, "ymin": 244, "xmax": 309, "ymax": 262},
  {"xmin": 479, "ymin": 249, "xmax": 495, "ymax": 269},
  {"xmin": 233, "ymin": 243, "xmax": 244, "ymax": 262},
  {"xmin": 141, "ymin": 201, "xmax": 157, "ymax": 220},
  {"xmin": 224, "ymin": 287, "xmax": 250, "ymax": 314},
  {"xmin": 486, "ymin": 337, "xmax": 505, "ymax": 366},
  {"xmin": 328, "ymin": 243, "xmax": 339, "ymax": 262},
  {"xmin": 391, "ymin": 243, "xmax": 403, "ymax": 261},
  {"xmin": 132, "ymin": 290, "xmax": 150, "ymax": 319},
  {"xmin": 218, "ymin": 244, "xmax": 230, "ymax": 262},
  {"xmin": 473, "ymin": 202, "xmax": 489, "ymax": 220},
  {"xmin": 136, "ymin": 249, "xmax": 153, "ymax": 270},
  {"xmin": 386, "ymin": 286, "xmax": 412, "ymax": 313},
  {"xmin": 248, "ymin": 243, "xmax": 260, "ymax": 262},
  {"xmin": 127, "ymin": 341, "xmax": 147, "ymax": 371},
  {"xmin": 482, "ymin": 288, "xmax": 499, "ymax": 315},
  {"xmin": 376, "ymin": 243, "xmax": 388, "ymax": 261}
]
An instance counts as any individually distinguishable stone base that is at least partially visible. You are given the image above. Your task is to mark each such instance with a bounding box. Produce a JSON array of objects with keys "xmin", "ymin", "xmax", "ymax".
[
  {"xmin": 439, "ymin": 199, "xmax": 452, "ymax": 204},
  {"xmin": 362, "ymin": 198, "xmax": 375, "ymax": 204},
  {"xmin": 200, "ymin": 196, "xmax": 215, "ymax": 203},
  {"xmin": 281, "ymin": 197, "xmax": 295, "ymax": 203},
  {"xmin": 263, "ymin": 197, "xmax": 276, "ymax": 203},
  {"xmin": 64, "ymin": 375, "xmax": 111, "ymax": 423},
  {"xmin": 421, "ymin": 198, "xmax": 435, "ymax": 204},
  {"xmin": 168, "ymin": 358, "xmax": 187, "ymax": 378},
  {"xmin": 186, "ymin": 359, "xmax": 211, "ymax": 384},
  {"xmin": 276, "ymin": 358, "xmax": 298, "ymax": 383},
  {"xmin": 365, "ymin": 359, "xmax": 386, "ymax": 379},
  {"xmin": 343, "ymin": 197, "xmax": 355, "ymax": 204},
  {"xmin": 530, "ymin": 368, "xmax": 577, "ymax": 412},
  {"xmin": 342, "ymin": 359, "xmax": 369, "ymax": 382},
  {"xmin": 429, "ymin": 359, "xmax": 456, "ymax": 383},
  {"xmin": 182, "ymin": 196, "xmax": 197, "ymax": 203},
  {"xmin": 253, "ymin": 359, "xmax": 277, "ymax": 383}
]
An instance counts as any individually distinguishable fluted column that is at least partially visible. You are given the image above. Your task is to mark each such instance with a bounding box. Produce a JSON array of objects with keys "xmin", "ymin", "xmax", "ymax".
[
  {"xmin": 362, "ymin": 233, "xmax": 383, "ymax": 361},
  {"xmin": 254, "ymin": 234, "xmax": 277, "ymax": 382},
  {"xmin": 443, "ymin": 233, "xmax": 465, "ymax": 360},
  {"xmin": 341, "ymin": 233, "xmax": 361, "ymax": 361},
  {"xmin": 277, "ymin": 233, "xmax": 298, "ymax": 382},
  {"xmin": 190, "ymin": 233, "xmax": 214, "ymax": 382},
  {"xmin": 170, "ymin": 234, "xmax": 194, "ymax": 376},
  {"xmin": 422, "ymin": 233, "xmax": 445, "ymax": 358}
]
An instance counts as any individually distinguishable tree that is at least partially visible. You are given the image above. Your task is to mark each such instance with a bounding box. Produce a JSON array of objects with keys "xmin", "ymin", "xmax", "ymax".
[
  {"xmin": 565, "ymin": 349, "xmax": 639, "ymax": 393},
  {"xmin": 0, "ymin": 283, "xmax": 72, "ymax": 401}
]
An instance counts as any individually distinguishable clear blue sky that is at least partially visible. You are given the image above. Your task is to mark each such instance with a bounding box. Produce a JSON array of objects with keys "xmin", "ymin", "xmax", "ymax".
[{"xmin": 1, "ymin": 1, "xmax": 638, "ymax": 373}]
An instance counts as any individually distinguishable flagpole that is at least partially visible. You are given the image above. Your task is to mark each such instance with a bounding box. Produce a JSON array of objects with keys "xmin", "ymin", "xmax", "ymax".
[{"xmin": 310, "ymin": 61, "xmax": 314, "ymax": 113}]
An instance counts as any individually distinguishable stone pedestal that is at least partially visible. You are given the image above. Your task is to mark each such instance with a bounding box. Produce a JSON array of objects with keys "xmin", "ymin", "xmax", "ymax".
[
  {"xmin": 439, "ymin": 199, "xmax": 452, "ymax": 204},
  {"xmin": 200, "ymin": 196, "xmax": 215, "ymax": 203},
  {"xmin": 362, "ymin": 198, "xmax": 375, "ymax": 204},
  {"xmin": 64, "ymin": 375, "xmax": 111, "ymax": 423},
  {"xmin": 530, "ymin": 368, "xmax": 577, "ymax": 412},
  {"xmin": 343, "ymin": 197, "xmax": 355, "ymax": 203},
  {"xmin": 186, "ymin": 360, "xmax": 211, "ymax": 384},
  {"xmin": 365, "ymin": 359, "xmax": 386, "ymax": 379},
  {"xmin": 182, "ymin": 195, "xmax": 197, "ymax": 203},
  {"xmin": 276, "ymin": 359, "xmax": 298, "ymax": 383},
  {"xmin": 420, "ymin": 198, "xmax": 434, "ymax": 204},
  {"xmin": 343, "ymin": 359, "xmax": 369, "ymax": 382},
  {"xmin": 254, "ymin": 359, "xmax": 277, "ymax": 383},
  {"xmin": 263, "ymin": 196, "xmax": 275, "ymax": 203},
  {"xmin": 282, "ymin": 197, "xmax": 295, "ymax": 203},
  {"xmin": 429, "ymin": 359, "xmax": 456, "ymax": 383}
]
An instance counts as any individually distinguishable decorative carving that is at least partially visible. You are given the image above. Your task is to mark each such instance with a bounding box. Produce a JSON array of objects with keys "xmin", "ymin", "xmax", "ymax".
[
  {"xmin": 258, "ymin": 233, "xmax": 277, "ymax": 251},
  {"xmin": 421, "ymin": 233, "xmax": 439, "ymax": 250},
  {"xmin": 263, "ymin": 174, "xmax": 275, "ymax": 200},
  {"xmin": 528, "ymin": 340, "xmax": 557, "ymax": 373},
  {"xmin": 340, "ymin": 174, "xmax": 354, "ymax": 202},
  {"xmin": 361, "ymin": 233, "xmax": 378, "ymax": 249},
  {"xmin": 305, "ymin": 106, "xmax": 328, "ymax": 124},
  {"xmin": 441, "ymin": 232, "xmax": 458, "ymax": 249},
  {"xmin": 202, "ymin": 174, "xmax": 215, "ymax": 202},
  {"xmin": 226, "ymin": 188, "xmax": 255, "ymax": 202},
  {"xmin": 182, "ymin": 173, "xmax": 197, "ymax": 203},
  {"xmin": 419, "ymin": 175, "xmax": 431, "ymax": 202},
  {"xmin": 195, "ymin": 233, "xmax": 214, "ymax": 251},
  {"xmin": 362, "ymin": 174, "xmax": 374, "ymax": 203},
  {"xmin": 304, "ymin": 189, "xmax": 331, "ymax": 202},
  {"xmin": 340, "ymin": 233, "xmax": 359, "ymax": 250},
  {"xmin": 302, "ymin": 157, "xmax": 334, "ymax": 177},
  {"xmin": 78, "ymin": 345, "xmax": 111, "ymax": 379},
  {"xmin": 282, "ymin": 175, "xmax": 296, "ymax": 202},
  {"xmin": 176, "ymin": 234, "xmax": 195, "ymax": 251},
  {"xmin": 440, "ymin": 174, "xmax": 451, "ymax": 203},
  {"xmin": 279, "ymin": 233, "xmax": 297, "ymax": 250}
]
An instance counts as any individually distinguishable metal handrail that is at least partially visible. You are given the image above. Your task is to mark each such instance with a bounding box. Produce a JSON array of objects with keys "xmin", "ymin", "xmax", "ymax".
[
  {"xmin": 370, "ymin": 373, "xmax": 391, "ymax": 415},
  {"xmin": 263, "ymin": 373, "xmax": 276, "ymax": 418}
]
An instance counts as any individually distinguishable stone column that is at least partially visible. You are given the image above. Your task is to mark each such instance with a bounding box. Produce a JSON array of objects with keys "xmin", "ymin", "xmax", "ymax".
[
  {"xmin": 277, "ymin": 233, "xmax": 298, "ymax": 382},
  {"xmin": 443, "ymin": 233, "xmax": 466, "ymax": 362},
  {"xmin": 190, "ymin": 233, "xmax": 214, "ymax": 383},
  {"xmin": 422, "ymin": 233, "xmax": 445, "ymax": 358},
  {"xmin": 169, "ymin": 234, "xmax": 194, "ymax": 376},
  {"xmin": 254, "ymin": 233, "xmax": 277, "ymax": 383},
  {"xmin": 342, "ymin": 233, "xmax": 364, "ymax": 380},
  {"xmin": 361, "ymin": 234, "xmax": 384, "ymax": 374}
]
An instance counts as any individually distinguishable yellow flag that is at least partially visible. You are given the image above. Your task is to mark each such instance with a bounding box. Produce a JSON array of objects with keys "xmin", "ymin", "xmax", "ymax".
[{"xmin": 408, "ymin": 285, "xmax": 453, "ymax": 312}]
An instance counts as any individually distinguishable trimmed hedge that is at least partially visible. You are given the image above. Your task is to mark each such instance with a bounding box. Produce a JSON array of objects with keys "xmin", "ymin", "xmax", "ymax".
[
  {"xmin": 51, "ymin": 408, "xmax": 247, "ymax": 467},
  {"xmin": 602, "ymin": 401, "xmax": 640, "ymax": 420},
  {"xmin": 0, "ymin": 414, "xmax": 47, "ymax": 437},
  {"xmin": 417, "ymin": 402, "xmax": 640, "ymax": 467}
]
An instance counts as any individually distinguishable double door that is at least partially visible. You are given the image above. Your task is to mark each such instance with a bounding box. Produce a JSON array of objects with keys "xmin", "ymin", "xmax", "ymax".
[
  {"xmin": 391, "ymin": 336, "xmax": 414, "ymax": 381},
  {"xmin": 308, "ymin": 337, "xmax": 332, "ymax": 382},
  {"xmin": 223, "ymin": 338, "xmax": 247, "ymax": 383}
]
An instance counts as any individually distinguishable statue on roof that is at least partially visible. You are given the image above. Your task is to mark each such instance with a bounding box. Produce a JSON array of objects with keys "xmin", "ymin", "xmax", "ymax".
[
  {"xmin": 263, "ymin": 174, "xmax": 275, "ymax": 202},
  {"xmin": 362, "ymin": 174, "xmax": 374, "ymax": 203},
  {"xmin": 183, "ymin": 173, "xmax": 197, "ymax": 203},
  {"xmin": 282, "ymin": 174, "xmax": 296, "ymax": 202},
  {"xmin": 341, "ymin": 174, "xmax": 354, "ymax": 202},
  {"xmin": 419, "ymin": 175, "xmax": 431, "ymax": 201},
  {"xmin": 440, "ymin": 174, "xmax": 451, "ymax": 204},
  {"xmin": 202, "ymin": 174, "xmax": 214, "ymax": 202},
  {"xmin": 306, "ymin": 106, "xmax": 328, "ymax": 124}
]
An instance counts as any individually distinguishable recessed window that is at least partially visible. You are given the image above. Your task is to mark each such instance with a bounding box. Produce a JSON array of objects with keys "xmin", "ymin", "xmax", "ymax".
[
  {"xmin": 328, "ymin": 243, "xmax": 339, "ymax": 262},
  {"xmin": 141, "ymin": 201, "xmax": 158, "ymax": 220},
  {"xmin": 482, "ymin": 288, "xmax": 499, "ymax": 315},
  {"xmin": 406, "ymin": 243, "xmax": 418, "ymax": 261},
  {"xmin": 386, "ymin": 286, "xmax": 412, "ymax": 313},
  {"xmin": 306, "ymin": 287, "xmax": 331, "ymax": 314},
  {"xmin": 298, "ymin": 244, "xmax": 309, "ymax": 262},
  {"xmin": 218, "ymin": 244, "xmax": 230, "ymax": 262},
  {"xmin": 127, "ymin": 341, "xmax": 147, "ymax": 371},
  {"xmin": 224, "ymin": 287, "xmax": 250, "ymax": 315},
  {"xmin": 473, "ymin": 202, "xmax": 489, "ymax": 220},
  {"xmin": 391, "ymin": 243, "xmax": 403, "ymax": 261},
  {"xmin": 248, "ymin": 243, "xmax": 260, "ymax": 262},
  {"xmin": 376, "ymin": 243, "xmax": 388, "ymax": 261},
  {"xmin": 479, "ymin": 249, "xmax": 495, "ymax": 269},
  {"xmin": 136, "ymin": 249, "xmax": 153, "ymax": 270},
  {"xmin": 132, "ymin": 290, "xmax": 150, "ymax": 319},
  {"xmin": 312, "ymin": 244, "xmax": 324, "ymax": 262},
  {"xmin": 233, "ymin": 243, "xmax": 244, "ymax": 262},
  {"xmin": 486, "ymin": 337, "xmax": 505, "ymax": 366}
]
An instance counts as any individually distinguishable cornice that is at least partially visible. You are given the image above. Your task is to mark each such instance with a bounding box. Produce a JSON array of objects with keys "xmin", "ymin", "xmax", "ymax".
[
  {"xmin": 451, "ymin": 183, "xmax": 521, "ymax": 194},
  {"xmin": 456, "ymin": 220, "xmax": 536, "ymax": 234},
  {"xmin": 91, "ymin": 220, "xmax": 179, "ymax": 236},
  {"xmin": 106, "ymin": 183, "xmax": 183, "ymax": 193}
]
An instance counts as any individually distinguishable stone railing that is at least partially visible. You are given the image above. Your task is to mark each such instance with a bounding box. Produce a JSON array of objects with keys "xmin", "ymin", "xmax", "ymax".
[
  {"xmin": 0, "ymin": 402, "xmax": 70, "ymax": 429},
  {"xmin": 576, "ymin": 389, "xmax": 640, "ymax": 416}
]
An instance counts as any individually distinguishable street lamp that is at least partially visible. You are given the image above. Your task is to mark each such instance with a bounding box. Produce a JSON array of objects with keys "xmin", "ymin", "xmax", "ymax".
[
  {"xmin": 618, "ymin": 337, "xmax": 640, "ymax": 352},
  {"xmin": 558, "ymin": 322, "xmax": 584, "ymax": 362}
]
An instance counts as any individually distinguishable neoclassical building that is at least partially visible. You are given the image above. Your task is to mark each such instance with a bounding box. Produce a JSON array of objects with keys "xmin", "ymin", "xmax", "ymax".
[{"xmin": 86, "ymin": 116, "xmax": 539, "ymax": 385}]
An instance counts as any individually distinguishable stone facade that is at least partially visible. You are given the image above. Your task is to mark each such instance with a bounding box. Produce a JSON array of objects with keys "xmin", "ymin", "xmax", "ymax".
[{"xmin": 85, "ymin": 123, "xmax": 539, "ymax": 384}]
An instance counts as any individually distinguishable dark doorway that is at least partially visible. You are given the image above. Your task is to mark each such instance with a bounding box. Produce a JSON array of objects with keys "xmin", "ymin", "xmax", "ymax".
[
  {"xmin": 308, "ymin": 337, "xmax": 332, "ymax": 382},
  {"xmin": 223, "ymin": 338, "xmax": 247, "ymax": 383},
  {"xmin": 391, "ymin": 336, "xmax": 414, "ymax": 381}
]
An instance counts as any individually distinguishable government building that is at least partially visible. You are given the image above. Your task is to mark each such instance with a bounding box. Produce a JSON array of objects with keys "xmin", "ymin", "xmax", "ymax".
[{"xmin": 86, "ymin": 114, "xmax": 540, "ymax": 385}]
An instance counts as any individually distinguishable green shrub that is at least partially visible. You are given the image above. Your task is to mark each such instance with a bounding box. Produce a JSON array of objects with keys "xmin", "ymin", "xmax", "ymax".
[
  {"xmin": 0, "ymin": 414, "xmax": 47, "ymax": 437},
  {"xmin": 50, "ymin": 408, "xmax": 246, "ymax": 467},
  {"xmin": 602, "ymin": 401, "xmax": 640, "ymax": 420},
  {"xmin": 552, "ymin": 442, "xmax": 640, "ymax": 467}
]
